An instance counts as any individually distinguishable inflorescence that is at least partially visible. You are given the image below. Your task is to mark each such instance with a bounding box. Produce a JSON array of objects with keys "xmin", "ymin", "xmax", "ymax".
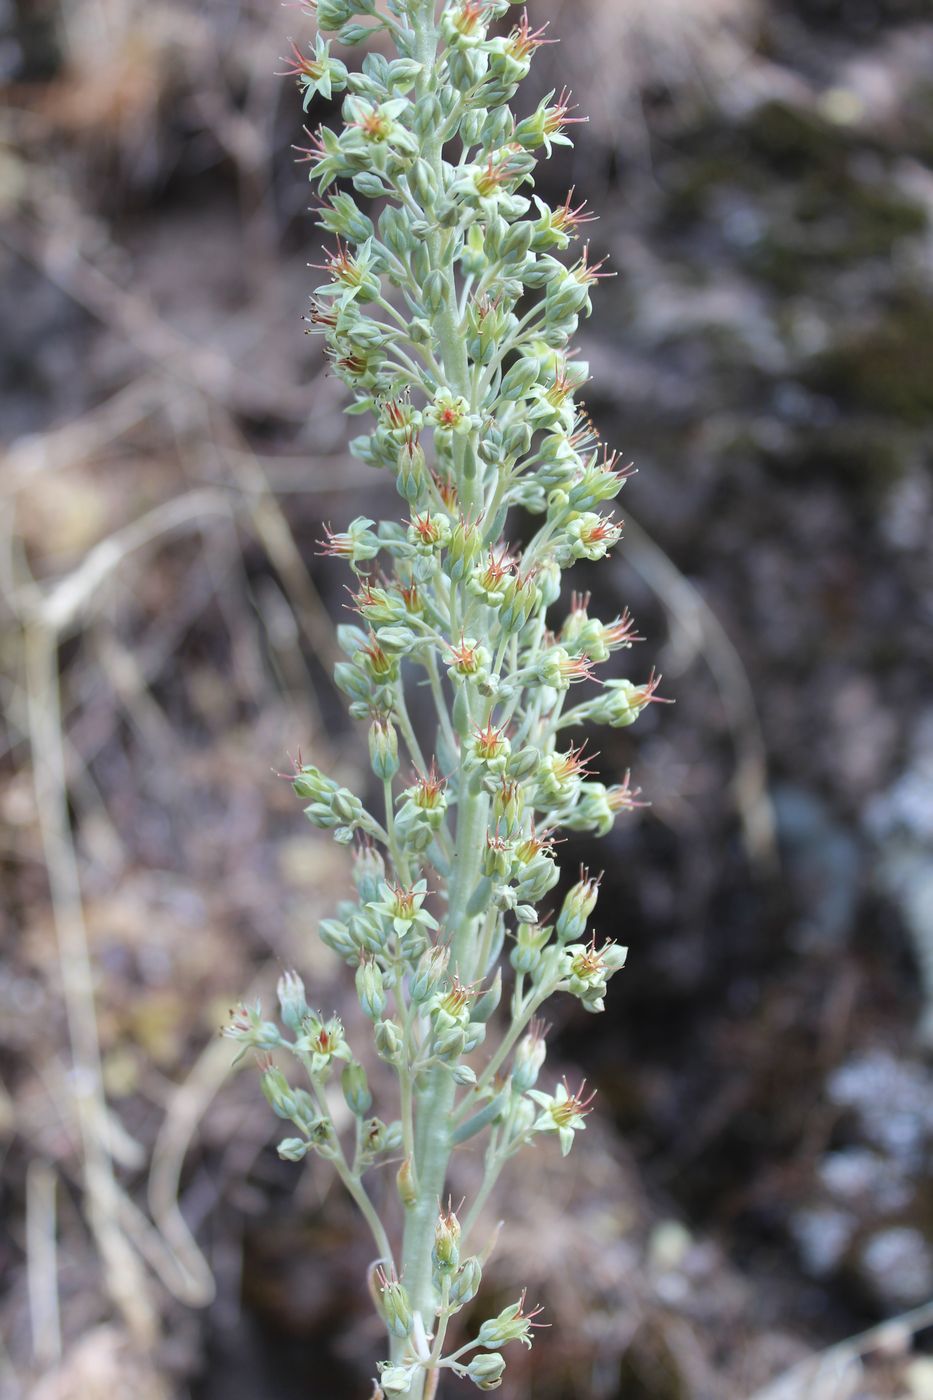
[{"xmin": 229, "ymin": 3, "xmax": 668, "ymax": 1394}]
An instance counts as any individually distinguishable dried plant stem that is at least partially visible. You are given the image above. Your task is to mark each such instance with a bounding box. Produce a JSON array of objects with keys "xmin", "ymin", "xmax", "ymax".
[{"xmin": 24, "ymin": 622, "xmax": 157, "ymax": 1344}]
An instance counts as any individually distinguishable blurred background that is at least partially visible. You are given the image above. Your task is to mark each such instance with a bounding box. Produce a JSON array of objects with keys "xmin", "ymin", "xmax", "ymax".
[{"xmin": 2, "ymin": 0, "xmax": 933, "ymax": 1396}]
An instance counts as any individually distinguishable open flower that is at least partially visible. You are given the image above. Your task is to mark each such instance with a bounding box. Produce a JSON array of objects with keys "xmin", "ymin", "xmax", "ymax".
[
  {"xmin": 369, "ymin": 879, "xmax": 439, "ymax": 941},
  {"xmin": 528, "ymin": 1078, "xmax": 597, "ymax": 1156},
  {"xmin": 277, "ymin": 34, "xmax": 347, "ymax": 107}
]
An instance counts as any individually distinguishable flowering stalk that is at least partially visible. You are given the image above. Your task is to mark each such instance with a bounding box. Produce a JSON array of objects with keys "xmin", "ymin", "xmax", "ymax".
[{"xmin": 230, "ymin": 2, "xmax": 668, "ymax": 1394}]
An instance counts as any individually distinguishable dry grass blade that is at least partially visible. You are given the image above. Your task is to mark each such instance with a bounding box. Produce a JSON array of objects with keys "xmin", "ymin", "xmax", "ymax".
[
  {"xmin": 24, "ymin": 622, "xmax": 158, "ymax": 1344},
  {"xmin": 146, "ymin": 969, "xmax": 276, "ymax": 1309},
  {"xmin": 617, "ymin": 513, "xmax": 777, "ymax": 873},
  {"xmin": 26, "ymin": 1159, "xmax": 62, "ymax": 1368},
  {"xmin": 9, "ymin": 486, "xmax": 266, "ymax": 1336},
  {"xmin": 748, "ymin": 1298, "xmax": 933, "ymax": 1400},
  {"xmin": 21, "ymin": 488, "xmax": 233, "ymax": 635}
]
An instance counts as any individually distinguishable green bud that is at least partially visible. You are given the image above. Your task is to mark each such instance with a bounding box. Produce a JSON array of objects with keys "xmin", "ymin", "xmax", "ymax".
[
  {"xmin": 397, "ymin": 438, "xmax": 428, "ymax": 504},
  {"xmin": 356, "ymin": 955, "xmax": 387, "ymax": 1020},
  {"xmin": 315, "ymin": 0, "xmax": 353, "ymax": 29},
  {"xmin": 433, "ymin": 1022, "xmax": 466, "ymax": 1061},
  {"xmin": 506, "ymin": 746, "xmax": 541, "ymax": 781},
  {"xmin": 449, "ymin": 1255, "xmax": 483, "ymax": 1308},
  {"xmin": 261, "ymin": 1066, "xmax": 300, "ymax": 1121},
  {"xmin": 338, "ymin": 21, "xmax": 376, "ymax": 46},
  {"xmin": 333, "ymin": 787, "xmax": 364, "ymax": 823},
  {"xmin": 318, "ymin": 916, "xmax": 357, "ymax": 961},
  {"xmin": 410, "ymin": 943, "xmax": 450, "ymax": 1003},
  {"xmin": 292, "ymin": 764, "xmax": 338, "ymax": 802},
  {"xmin": 375, "ymin": 1017, "xmax": 404, "ymax": 1063},
  {"xmin": 276, "ymin": 970, "xmax": 309, "ymax": 1032},
  {"xmin": 477, "ymin": 1293, "xmax": 543, "ymax": 1349},
  {"xmin": 432, "ymin": 1205, "xmax": 461, "ymax": 1276},
  {"xmin": 379, "ymin": 204, "xmax": 411, "ymax": 258},
  {"xmin": 352, "ymin": 844, "xmax": 385, "ymax": 904},
  {"xmin": 412, "ymin": 92, "xmax": 442, "ymax": 140},
  {"xmin": 408, "ymin": 156, "xmax": 438, "ymax": 208},
  {"xmin": 465, "ymin": 1352, "xmax": 506, "ymax": 1390},
  {"xmin": 556, "ymin": 872, "xmax": 601, "ymax": 943},
  {"xmin": 379, "ymin": 1364, "xmax": 417, "ymax": 1396},
  {"xmin": 353, "ymin": 170, "xmax": 391, "ymax": 198},
  {"xmin": 369, "ymin": 717, "xmax": 400, "ymax": 780},
  {"xmin": 515, "ymin": 852, "xmax": 560, "ymax": 902},
  {"xmin": 512, "ymin": 1022, "xmax": 547, "ymax": 1092},
  {"xmin": 276, "ymin": 1137, "xmax": 312, "ymax": 1162},
  {"xmin": 422, "ymin": 269, "xmax": 448, "ymax": 316},
  {"xmin": 378, "ymin": 1274, "xmax": 414, "ymax": 1339},
  {"xmin": 334, "ymin": 661, "xmax": 373, "ymax": 706},
  {"xmin": 499, "ymin": 355, "xmax": 539, "ymax": 401},
  {"xmin": 588, "ymin": 675, "xmax": 665, "ymax": 727},
  {"xmin": 341, "ymin": 1061, "xmax": 373, "ymax": 1116},
  {"xmin": 510, "ymin": 921, "xmax": 551, "ymax": 975}
]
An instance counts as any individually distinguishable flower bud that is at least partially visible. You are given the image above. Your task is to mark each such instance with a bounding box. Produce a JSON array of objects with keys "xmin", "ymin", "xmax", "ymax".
[
  {"xmin": 352, "ymin": 845, "xmax": 385, "ymax": 904},
  {"xmin": 506, "ymin": 746, "xmax": 541, "ymax": 781},
  {"xmin": 510, "ymin": 921, "xmax": 551, "ymax": 975},
  {"xmin": 277, "ymin": 1137, "xmax": 311, "ymax": 1162},
  {"xmin": 449, "ymin": 1255, "xmax": 482, "ymax": 1308},
  {"xmin": 556, "ymin": 872, "xmax": 601, "ymax": 943},
  {"xmin": 333, "ymin": 787, "xmax": 364, "ymax": 823},
  {"xmin": 432, "ymin": 1205, "xmax": 461, "ymax": 1276},
  {"xmin": 356, "ymin": 955, "xmax": 387, "ymax": 1020},
  {"xmin": 379, "ymin": 203, "xmax": 411, "ymax": 258},
  {"xmin": 499, "ymin": 355, "xmax": 539, "ymax": 401},
  {"xmin": 477, "ymin": 1291, "xmax": 543, "ymax": 1350},
  {"xmin": 353, "ymin": 170, "xmax": 390, "ymax": 198},
  {"xmin": 492, "ymin": 778, "xmax": 524, "ymax": 834},
  {"xmin": 383, "ymin": 1119, "xmax": 404, "ymax": 1153},
  {"xmin": 512, "ymin": 1021, "xmax": 548, "ymax": 1092},
  {"xmin": 374, "ymin": 1018, "xmax": 404, "ymax": 1063},
  {"xmin": 432, "ymin": 1022, "xmax": 466, "ymax": 1061},
  {"xmin": 377, "ymin": 1273, "xmax": 414, "ymax": 1339},
  {"xmin": 334, "ymin": 660, "xmax": 373, "ymax": 706},
  {"xmin": 445, "ymin": 517, "xmax": 483, "ymax": 583},
  {"xmin": 514, "ymin": 852, "xmax": 560, "ymax": 902},
  {"xmin": 369, "ymin": 718, "xmax": 400, "ymax": 781},
  {"xmin": 261, "ymin": 1066, "xmax": 300, "ymax": 1121},
  {"xmin": 422, "ymin": 268, "xmax": 448, "ymax": 316},
  {"xmin": 315, "ymin": 0, "xmax": 353, "ymax": 28},
  {"xmin": 465, "ymin": 1352, "xmax": 506, "ymax": 1390},
  {"xmin": 276, "ymin": 970, "xmax": 309, "ymax": 1032},
  {"xmin": 483, "ymin": 833, "xmax": 513, "ymax": 880},
  {"xmin": 379, "ymin": 1364, "xmax": 416, "ymax": 1397},
  {"xmin": 396, "ymin": 438, "xmax": 427, "ymax": 505},
  {"xmin": 341, "ymin": 1061, "xmax": 373, "ymax": 1116},
  {"xmin": 408, "ymin": 156, "xmax": 439, "ymax": 209},
  {"xmin": 410, "ymin": 943, "xmax": 450, "ymax": 1004},
  {"xmin": 318, "ymin": 916, "xmax": 357, "ymax": 961},
  {"xmin": 412, "ymin": 92, "xmax": 443, "ymax": 140}
]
